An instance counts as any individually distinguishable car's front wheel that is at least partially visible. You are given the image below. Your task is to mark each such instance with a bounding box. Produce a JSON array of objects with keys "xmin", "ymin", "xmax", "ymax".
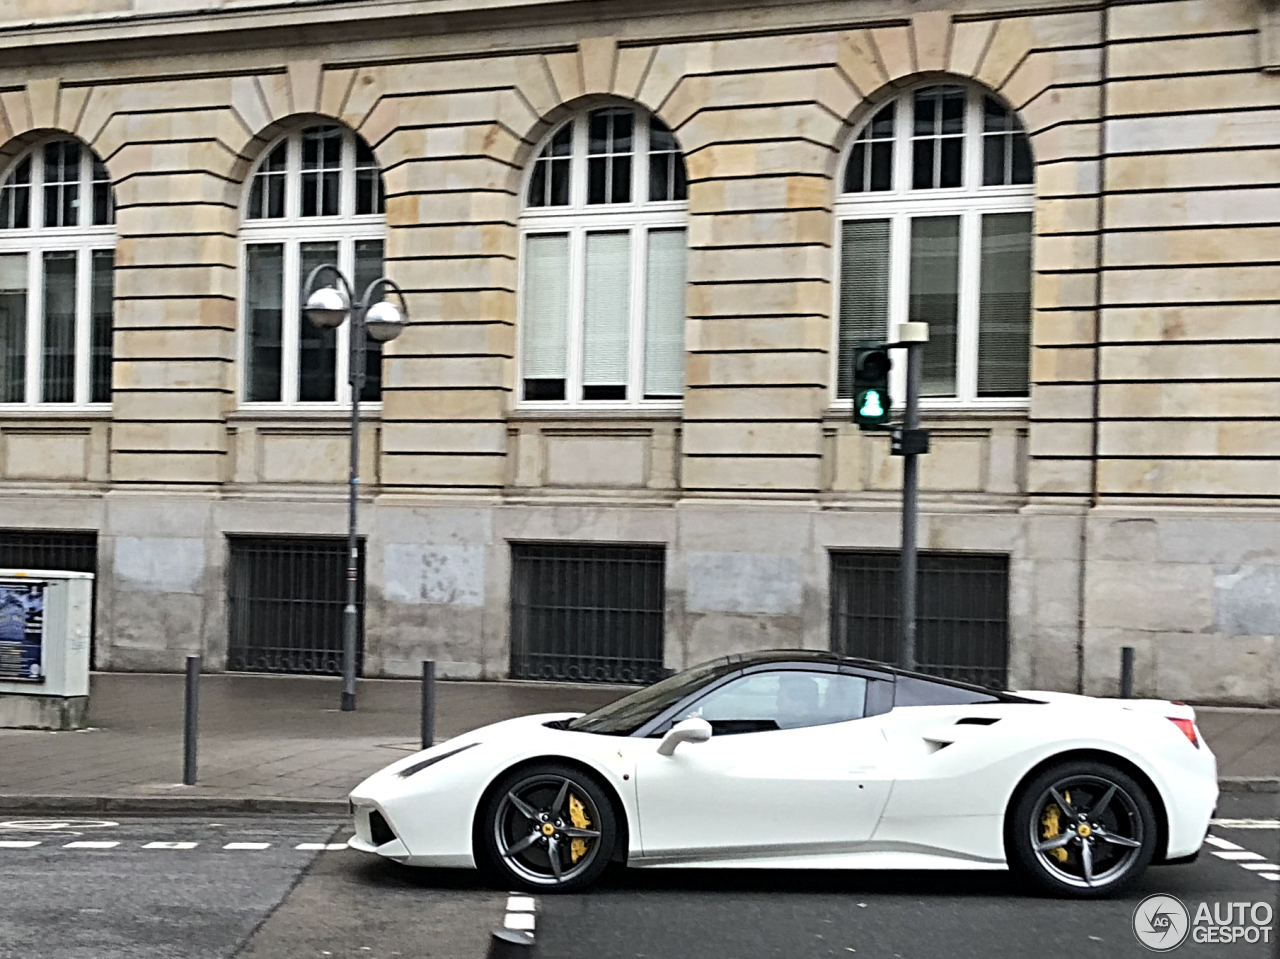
[
  {"xmin": 477, "ymin": 762, "xmax": 617, "ymax": 893},
  {"xmin": 1007, "ymin": 759, "xmax": 1157, "ymax": 898}
]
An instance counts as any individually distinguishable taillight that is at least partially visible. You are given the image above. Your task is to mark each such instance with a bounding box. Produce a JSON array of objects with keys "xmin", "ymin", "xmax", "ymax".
[{"xmin": 1169, "ymin": 717, "xmax": 1199, "ymax": 748}]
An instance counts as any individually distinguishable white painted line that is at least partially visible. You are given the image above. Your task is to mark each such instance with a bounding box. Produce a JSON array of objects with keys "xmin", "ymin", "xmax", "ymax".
[
  {"xmin": 504, "ymin": 913, "xmax": 536, "ymax": 932},
  {"xmin": 1260, "ymin": 873, "xmax": 1280, "ymax": 881},
  {"xmin": 1204, "ymin": 836, "xmax": 1244, "ymax": 851},
  {"xmin": 63, "ymin": 841, "xmax": 119, "ymax": 849},
  {"xmin": 143, "ymin": 842, "xmax": 198, "ymax": 850},
  {"xmin": 296, "ymin": 843, "xmax": 348, "ymax": 851},
  {"xmin": 222, "ymin": 842, "xmax": 271, "ymax": 850},
  {"xmin": 1241, "ymin": 863, "xmax": 1280, "ymax": 871},
  {"xmin": 1213, "ymin": 850, "xmax": 1265, "ymax": 861},
  {"xmin": 0, "ymin": 840, "xmax": 41, "ymax": 848},
  {"xmin": 1211, "ymin": 819, "xmax": 1280, "ymax": 829},
  {"xmin": 506, "ymin": 896, "xmax": 536, "ymax": 913}
]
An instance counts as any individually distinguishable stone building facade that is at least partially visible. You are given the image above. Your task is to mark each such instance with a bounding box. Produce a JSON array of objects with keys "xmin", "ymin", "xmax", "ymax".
[{"xmin": 0, "ymin": 0, "xmax": 1277, "ymax": 703}]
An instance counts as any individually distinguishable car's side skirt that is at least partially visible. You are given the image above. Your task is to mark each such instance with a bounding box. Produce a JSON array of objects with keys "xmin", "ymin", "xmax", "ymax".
[{"xmin": 629, "ymin": 840, "xmax": 1007, "ymax": 870}]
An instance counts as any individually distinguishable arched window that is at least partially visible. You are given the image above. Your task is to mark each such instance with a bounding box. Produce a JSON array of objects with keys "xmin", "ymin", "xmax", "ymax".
[
  {"xmin": 0, "ymin": 138, "xmax": 115, "ymax": 405},
  {"xmin": 835, "ymin": 83, "xmax": 1034, "ymax": 406},
  {"xmin": 519, "ymin": 105, "xmax": 688, "ymax": 406},
  {"xmin": 240, "ymin": 124, "xmax": 386, "ymax": 405}
]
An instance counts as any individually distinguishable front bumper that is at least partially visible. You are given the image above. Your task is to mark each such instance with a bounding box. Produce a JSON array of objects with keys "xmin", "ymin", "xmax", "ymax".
[{"xmin": 348, "ymin": 801, "xmax": 411, "ymax": 861}]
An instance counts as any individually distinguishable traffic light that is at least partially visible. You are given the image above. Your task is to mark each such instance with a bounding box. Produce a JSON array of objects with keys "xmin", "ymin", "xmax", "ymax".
[{"xmin": 852, "ymin": 344, "xmax": 892, "ymax": 430}]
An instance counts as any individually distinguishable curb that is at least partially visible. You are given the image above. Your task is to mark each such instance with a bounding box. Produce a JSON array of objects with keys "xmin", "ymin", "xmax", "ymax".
[
  {"xmin": 0, "ymin": 795, "xmax": 349, "ymax": 815},
  {"xmin": 1218, "ymin": 777, "xmax": 1280, "ymax": 794}
]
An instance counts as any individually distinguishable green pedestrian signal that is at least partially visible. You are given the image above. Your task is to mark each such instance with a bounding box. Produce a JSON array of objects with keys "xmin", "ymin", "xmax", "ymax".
[{"xmin": 852, "ymin": 345, "xmax": 892, "ymax": 430}]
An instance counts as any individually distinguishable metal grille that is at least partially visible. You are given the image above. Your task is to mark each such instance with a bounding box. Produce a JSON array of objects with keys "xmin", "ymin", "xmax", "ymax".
[
  {"xmin": 830, "ymin": 550, "xmax": 1009, "ymax": 687},
  {"xmin": 227, "ymin": 536, "xmax": 364, "ymax": 676},
  {"xmin": 510, "ymin": 542, "xmax": 665, "ymax": 685},
  {"xmin": 0, "ymin": 528, "xmax": 98, "ymax": 667}
]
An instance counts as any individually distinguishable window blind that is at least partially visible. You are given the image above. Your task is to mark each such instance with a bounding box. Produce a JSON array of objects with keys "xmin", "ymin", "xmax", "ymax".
[
  {"xmin": 245, "ymin": 243, "xmax": 284, "ymax": 402},
  {"xmin": 977, "ymin": 213, "xmax": 1032, "ymax": 397},
  {"xmin": 644, "ymin": 228, "xmax": 686, "ymax": 398},
  {"xmin": 909, "ymin": 216, "xmax": 960, "ymax": 397},
  {"xmin": 582, "ymin": 231, "xmax": 631, "ymax": 393},
  {"xmin": 521, "ymin": 233, "xmax": 570, "ymax": 386},
  {"xmin": 837, "ymin": 219, "xmax": 891, "ymax": 399},
  {"xmin": 90, "ymin": 251, "xmax": 113, "ymax": 404},
  {"xmin": 41, "ymin": 251, "xmax": 76, "ymax": 403}
]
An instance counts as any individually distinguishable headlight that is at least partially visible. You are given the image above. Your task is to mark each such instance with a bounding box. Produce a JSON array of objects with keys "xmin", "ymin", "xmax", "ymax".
[{"xmin": 397, "ymin": 742, "xmax": 478, "ymax": 779}]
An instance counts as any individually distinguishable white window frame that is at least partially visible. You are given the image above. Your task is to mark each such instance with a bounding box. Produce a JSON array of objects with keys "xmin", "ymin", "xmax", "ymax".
[
  {"xmin": 0, "ymin": 140, "xmax": 114, "ymax": 410},
  {"xmin": 832, "ymin": 82, "xmax": 1034, "ymax": 412},
  {"xmin": 518, "ymin": 106, "xmax": 688, "ymax": 412},
  {"xmin": 238, "ymin": 126, "xmax": 386, "ymax": 409}
]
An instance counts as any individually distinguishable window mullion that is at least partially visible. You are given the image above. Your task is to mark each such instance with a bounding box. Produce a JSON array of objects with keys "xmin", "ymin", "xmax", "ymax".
[
  {"xmin": 341, "ymin": 131, "xmax": 355, "ymax": 219},
  {"xmin": 629, "ymin": 225, "xmax": 646, "ymax": 405},
  {"xmin": 336, "ymin": 237, "xmax": 353, "ymax": 404},
  {"xmin": 957, "ymin": 210, "xmax": 983, "ymax": 403},
  {"xmin": 26, "ymin": 248, "xmax": 42, "ymax": 404},
  {"xmin": 281, "ymin": 241, "xmax": 301, "ymax": 404},
  {"xmin": 286, "ymin": 133, "xmax": 301, "ymax": 222},
  {"xmin": 567, "ymin": 227, "xmax": 585, "ymax": 403},
  {"xmin": 73, "ymin": 245, "xmax": 91, "ymax": 405},
  {"xmin": 635, "ymin": 111, "xmax": 648, "ymax": 210},
  {"xmin": 573, "ymin": 117, "xmax": 588, "ymax": 211}
]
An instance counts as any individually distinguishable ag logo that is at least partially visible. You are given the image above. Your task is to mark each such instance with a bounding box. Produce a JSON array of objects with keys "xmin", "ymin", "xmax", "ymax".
[{"xmin": 1133, "ymin": 894, "xmax": 1190, "ymax": 952}]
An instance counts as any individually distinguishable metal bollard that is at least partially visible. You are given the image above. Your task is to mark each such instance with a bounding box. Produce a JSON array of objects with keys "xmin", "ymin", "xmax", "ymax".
[
  {"xmin": 485, "ymin": 929, "xmax": 536, "ymax": 958},
  {"xmin": 183, "ymin": 654, "xmax": 201, "ymax": 785},
  {"xmin": 1119, "ymin": 645, "xmax": 1135, "ymax": 700},
  {"xmin": 421, "ymin": 660, "xmax": 436, "ymax": 751}
]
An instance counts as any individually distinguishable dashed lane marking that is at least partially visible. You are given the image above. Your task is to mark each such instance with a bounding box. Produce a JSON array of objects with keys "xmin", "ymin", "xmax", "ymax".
[
  {"xmin": 504, "ymin": 893, "xmax": 537, "ymax": 939},
  {"xmin": 1211, "ymin": 819, "xmax": 1280, "ymax": 829},
  {"xmin": 0, "ymin": 840, "xmax": 351, "ymax": 852},
  {"xmin": 0, "ymin": 841, "xmax": 41, "ymax": 848},
  {"xmin": 1262, "ymin": 874, "xmax": 1280, "ymax": 881},
  {"xmin": 1213, "ymin": 850, "xmax": 1266, "ymax": 861},
  {"xmin": 143, "ymin": 842, "xmax": 199, "ymax": 850},
  {"xmin": 223, "ymin": 842, "xmax": 272, "ymax": 850},
  {"xmin": 1204, "ymin": 836, "xmax": 1244, "ymax": 851},
  {"xmin": 296, "ymin": 843, "xmax": 349, "ymax": 851},
  {"xmin": 63, "ymin": 841, "xmax": 119, "ymax": 849},
  {"xmin": 1241, "ymin": 863, "xmax": 1280, "ymax": 871}
]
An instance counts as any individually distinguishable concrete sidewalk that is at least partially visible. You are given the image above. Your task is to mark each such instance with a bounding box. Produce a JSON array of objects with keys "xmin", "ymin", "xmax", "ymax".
[{"xmin": 0, "ymin": 673, "xmax": 1276, "ymax": 811}]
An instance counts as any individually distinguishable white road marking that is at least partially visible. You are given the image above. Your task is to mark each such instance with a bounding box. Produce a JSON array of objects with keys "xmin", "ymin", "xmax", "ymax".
[
  {"xmin": 1211, "ymin": 819, "xmax": 1280, "ymax": 829},
  {"xmin": 0, "ymin": 840, "xmax": 41, "ymax": 848},
  {"xmin": 1241, "ymin": 863, "xmax": 1280, "ymax": 871},
  {"xmin": 504, "ymin": 913, "xmax": 536, "ymax": 932},
  {"xmin": 1204, "ymin": 836, "xmax": 1244, "ymax": 851},
  {"xmin": 63, "ymin": 841, "xmax": 119, "ymax": 849},
  {"xmin": 222, "ymin": 842, "xmax": 271, "ymax": 850},
  {"xmin": 1261, "ymin": 874, "xmax": 1280, "ymax": 881},
  {"xmin": 295, "ymin": 843, "xmax": 348, "ymax": 851},
  {"xmin": 143, "ymin": 842, "xmax": 198, "ymax": 850},
  {"xmin": 1213, "ymin": 850, "xmax": 1265, "ymax": 861},
  {"xmin": 506, "ymin": 896, "xmax": 536, "ymax": 912}
]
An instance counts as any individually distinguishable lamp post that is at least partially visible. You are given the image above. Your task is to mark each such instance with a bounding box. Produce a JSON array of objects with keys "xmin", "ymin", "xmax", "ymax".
[{"xmin": 302, "ymin": 264, "xmax": 409, "ymax": 711}]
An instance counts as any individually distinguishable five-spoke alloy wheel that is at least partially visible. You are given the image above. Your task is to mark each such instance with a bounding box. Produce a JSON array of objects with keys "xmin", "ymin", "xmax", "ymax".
[
  {"xmin": 478, "ymin": 762, "xmax": 617, "ymax": 892},
  {"xmin": 1008, "ymin": 760, "xmax": 1157, "ymax": 898}
]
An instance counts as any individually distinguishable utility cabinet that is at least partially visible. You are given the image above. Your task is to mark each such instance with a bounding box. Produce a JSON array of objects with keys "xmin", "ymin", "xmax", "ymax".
[{"xmin": 0, "ymin": 570, "xmax": 93, "ymax": 730}]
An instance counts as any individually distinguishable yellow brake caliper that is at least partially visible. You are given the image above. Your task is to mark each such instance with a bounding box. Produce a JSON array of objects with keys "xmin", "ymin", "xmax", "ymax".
[
  {"xmin": 1040, "ymin": 790, "xmax": 1071, "ymax": 863},
  {"xmin": 568, "ymin": 794, "xmax": 591, "ymax": 864}
]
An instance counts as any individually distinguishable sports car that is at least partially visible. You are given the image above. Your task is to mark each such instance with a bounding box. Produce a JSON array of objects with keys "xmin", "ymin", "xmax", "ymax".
[{"xmin": 348, "ymin": 650, "xmax": 1217, "ymax": 897}]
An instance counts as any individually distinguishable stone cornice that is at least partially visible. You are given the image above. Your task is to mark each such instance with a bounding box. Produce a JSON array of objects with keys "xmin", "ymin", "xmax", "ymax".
[{"xmin": 0, "ymin": 0, "xmax": 1104, "ymax": 65}]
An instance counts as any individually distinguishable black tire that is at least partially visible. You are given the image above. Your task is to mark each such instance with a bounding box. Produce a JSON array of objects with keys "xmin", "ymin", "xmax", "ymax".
[
  {"xmin": 476, "ymin": 762, "xmax": 617, "ymax": 893},
  {"xmin": 1007, "ymin": 759, "xmax": 1157, "ymax": 899}
]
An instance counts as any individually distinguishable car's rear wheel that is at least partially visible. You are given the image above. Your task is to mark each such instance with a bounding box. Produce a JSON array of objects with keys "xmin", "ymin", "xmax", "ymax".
[
  {"xmin": 477, "ymin": 762, "xmax": 616, "ymax": 893},
  {"xmin": 1007, "ymin": 760, "xmax": 1156, "ymax": 898}
]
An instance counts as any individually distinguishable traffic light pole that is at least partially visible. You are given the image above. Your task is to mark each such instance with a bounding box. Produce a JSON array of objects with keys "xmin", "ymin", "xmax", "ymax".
[{"xmin": 897, "ymin": 323, "xmax": 928, "ymax": 673}]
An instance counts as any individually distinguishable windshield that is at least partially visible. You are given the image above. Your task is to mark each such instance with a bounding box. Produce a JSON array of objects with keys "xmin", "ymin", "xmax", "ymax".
[{"xmin": 565, "ymin": 658, "xmax": 739, "ymax": 735}]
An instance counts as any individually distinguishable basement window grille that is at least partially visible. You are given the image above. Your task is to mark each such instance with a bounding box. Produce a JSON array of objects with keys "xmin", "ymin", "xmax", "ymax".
[
  {"xmin": 830, "ymin": 550, "xmax": 1009, "ymax": 688},
  {"xmin": 510, "ymin": 542, "xmax": 666, "ymax": 685},
  {"xmin": 227, "ymin": 536, "xmax": 364, "ymax": 676},
  {"xmin": 0, "ymin": 528, "xmax": 98, "ymax": 667}
]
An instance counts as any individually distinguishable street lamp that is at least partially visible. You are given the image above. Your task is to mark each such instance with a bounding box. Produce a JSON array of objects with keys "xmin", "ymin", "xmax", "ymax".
[{"xmin": 302, "ymin": 263, "xmax": 409, "ymax": 711}]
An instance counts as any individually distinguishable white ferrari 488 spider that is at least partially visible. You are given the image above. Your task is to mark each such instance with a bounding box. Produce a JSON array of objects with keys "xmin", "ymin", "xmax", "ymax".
[{"xmin": 348, "ymin": 651, "xmax": 1217, "ymax": 897}]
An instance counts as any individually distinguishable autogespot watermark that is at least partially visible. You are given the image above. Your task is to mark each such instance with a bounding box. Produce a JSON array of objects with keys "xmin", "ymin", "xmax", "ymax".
[{"xmin": 1132, "ymin": 894, "xmax": 1275, "ymax": 951}]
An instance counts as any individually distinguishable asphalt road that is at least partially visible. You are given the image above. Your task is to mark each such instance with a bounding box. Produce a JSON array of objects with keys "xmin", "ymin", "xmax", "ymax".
[
  {"xmin": 1, "ymin": 796, "xmax": 1277, "ymax": 959},
  {"xmin": 0, "ymin": 814, "xmax": 503, "ymax": 959},
  {"xmin": 534, "ymin": 792, "xmax": 1280, "ymax": 959}
]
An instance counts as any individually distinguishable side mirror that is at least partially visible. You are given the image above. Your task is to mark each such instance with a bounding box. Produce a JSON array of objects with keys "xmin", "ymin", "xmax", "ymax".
[{"xmin": 656, "ymin": 717, "xmax": 712, "ymax": 757}]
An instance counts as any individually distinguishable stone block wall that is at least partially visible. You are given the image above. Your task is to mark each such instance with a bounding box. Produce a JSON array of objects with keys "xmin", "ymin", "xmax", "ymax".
[{"xmin": 0, "ymin": 0, "xmax": 1276, "ymax": 702}]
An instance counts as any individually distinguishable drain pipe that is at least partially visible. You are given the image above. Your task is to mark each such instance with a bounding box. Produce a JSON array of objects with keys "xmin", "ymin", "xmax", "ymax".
[{"xmin": 1076, "ymin": 1, "xmax": 1110, "ymax": 695}]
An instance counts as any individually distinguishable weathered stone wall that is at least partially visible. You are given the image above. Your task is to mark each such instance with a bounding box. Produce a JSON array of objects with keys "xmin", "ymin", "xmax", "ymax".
[{"xmin": 0, "ymin": 0, "xmax": 1275, "ymax": 702}]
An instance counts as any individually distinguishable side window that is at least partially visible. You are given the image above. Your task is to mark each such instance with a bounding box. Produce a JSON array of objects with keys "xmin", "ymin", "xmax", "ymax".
[
  {"xmin": 675, "ymin": 671, "xmax": 868, "ymax": 735},
  {"xmin": 893, "ymin": 675, "xmax": 999, "ymax": 707}
]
